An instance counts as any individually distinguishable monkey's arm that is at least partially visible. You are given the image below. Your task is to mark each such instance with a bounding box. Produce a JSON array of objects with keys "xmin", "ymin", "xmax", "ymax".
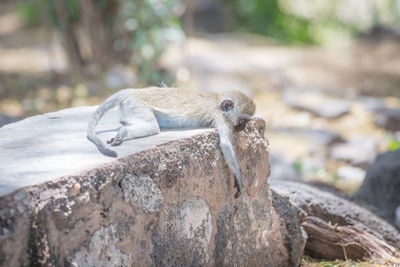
[{"xmin": 216, "ymin": 123, "xmax": 243, "ymax": 198}]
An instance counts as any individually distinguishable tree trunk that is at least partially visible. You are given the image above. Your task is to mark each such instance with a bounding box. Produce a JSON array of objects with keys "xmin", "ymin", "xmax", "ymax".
[{"xmin": 303, "ymin": 216, "xmax": 396, "ymax": 261}]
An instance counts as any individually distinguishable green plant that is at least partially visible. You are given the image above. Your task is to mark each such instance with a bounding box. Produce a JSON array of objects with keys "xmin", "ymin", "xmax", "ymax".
[
  {"xmin": 386, "ymin": 133, "xmax": 400, "ymax": 151},
  {"xmin": 220, "ymin": 0, "xmax": 313, "ymax": 44}
]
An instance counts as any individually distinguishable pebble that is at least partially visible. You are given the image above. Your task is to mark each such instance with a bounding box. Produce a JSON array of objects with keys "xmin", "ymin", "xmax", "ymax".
[{"xmin": 283, "ymin": 87, "xmax": 350, "ymax": 119}]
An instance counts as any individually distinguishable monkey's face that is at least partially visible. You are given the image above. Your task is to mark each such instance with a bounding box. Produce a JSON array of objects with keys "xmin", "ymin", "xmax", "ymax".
[{"xmin": 220, "ymin": 92, "xmax": 255, "ymax": 130}]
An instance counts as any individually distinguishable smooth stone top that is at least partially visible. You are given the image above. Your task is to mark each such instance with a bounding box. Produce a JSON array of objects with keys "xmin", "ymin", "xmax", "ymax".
[{"xmin": 0, "ymin": 106, "xmax": 213, "ymax": 197}]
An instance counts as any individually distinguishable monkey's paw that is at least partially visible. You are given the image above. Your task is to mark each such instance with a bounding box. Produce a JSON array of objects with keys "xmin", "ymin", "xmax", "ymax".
[
  {"xmin": 234, "ymin": 189, "xmax": 242, "ymax": 198},
  {"xmin": 107, "ymin": 136, "xmax": 123, "ymax": 146},
  {"xmin": 234, "ymin": 181, "xmax": 243, "ymax": 198}
]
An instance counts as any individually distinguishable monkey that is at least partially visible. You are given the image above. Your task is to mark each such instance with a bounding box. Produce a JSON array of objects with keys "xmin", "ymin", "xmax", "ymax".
[{"xmin": 87, "ymin": 87, "xmax": 256, "ymax": 198}]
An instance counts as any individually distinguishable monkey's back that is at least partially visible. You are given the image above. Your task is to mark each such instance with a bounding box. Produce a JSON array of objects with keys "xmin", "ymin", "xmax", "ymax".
[{"xmin": 131, "ymin": 87, "xmax": 220, "ymax": 129}]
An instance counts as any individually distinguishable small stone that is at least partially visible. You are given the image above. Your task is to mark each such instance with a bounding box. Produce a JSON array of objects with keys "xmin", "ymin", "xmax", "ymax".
[
  {"xmin": 269, "ymin": 152, "xmax": 299, "ymax": 181},
  {"xmin": 374, "ymin": 108, "xmax": 400, "ymax": 131},
  {"xmin": 357, "ymin": 96, "xmax": 386, "ymax": 112},
  {"xmin": 283, "ymin": 87, "xmax": 350, "ymax": 119},
  {"xmin": 77, "ymin": 191, "xmax": 91, "ymax": 204},
  {"xmin": 337, "ymin": 165, "xmax": 366, "ymax": 184},
  {"xmin": 70, "ymin": 183, "xmax": 81, "ymax": 197},
  {"xmin": 330, "ymin": 137, "xmax": 378, "ymax": 168},
  {"xmin": 273, "ymin": 127, "xmax": 343, "ymax": 146},
  {"xmin": 336, "ymin": 165, "xmax": 366, "ymax": 193}
]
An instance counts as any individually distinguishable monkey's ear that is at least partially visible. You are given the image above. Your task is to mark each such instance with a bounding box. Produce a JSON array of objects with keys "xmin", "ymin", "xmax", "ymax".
[{"xmin": 220, "ymin": 99, "xmax": 234, "ymax": 112}]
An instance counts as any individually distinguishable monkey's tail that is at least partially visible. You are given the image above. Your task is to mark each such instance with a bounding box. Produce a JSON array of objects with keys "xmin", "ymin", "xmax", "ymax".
[{"xmin": 87, "ymin": 93, "xmax": 124, "ymax": 158}]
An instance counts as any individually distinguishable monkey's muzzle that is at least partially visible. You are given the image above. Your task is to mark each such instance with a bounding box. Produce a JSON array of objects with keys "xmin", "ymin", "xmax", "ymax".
[{"xmin": 234, "ymin": 119, "xmax": 250, "ymax": 131}]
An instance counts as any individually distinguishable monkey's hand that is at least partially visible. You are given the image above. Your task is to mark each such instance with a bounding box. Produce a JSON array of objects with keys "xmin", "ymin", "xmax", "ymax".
[
  {"xmin": 107, "ymin": 135, "xmax": 123, "ymax": 146},
  {"xmin": 234, "ymin": 178, "xmax": 243, "ymax": 198}
]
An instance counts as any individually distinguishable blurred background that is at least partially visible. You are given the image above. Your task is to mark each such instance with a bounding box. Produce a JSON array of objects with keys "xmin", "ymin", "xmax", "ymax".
[{"xmin": 0, "ymin": 0, "xmax": 400, "ymax": 195}]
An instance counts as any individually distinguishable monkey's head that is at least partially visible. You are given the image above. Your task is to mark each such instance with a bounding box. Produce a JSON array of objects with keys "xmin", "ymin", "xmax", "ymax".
[{"xmin": 220, "ymin": 91, "xmax": 256, "ymax": 131}]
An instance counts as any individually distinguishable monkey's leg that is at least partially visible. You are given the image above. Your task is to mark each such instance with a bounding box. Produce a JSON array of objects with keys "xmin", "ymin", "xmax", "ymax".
[{"xmin": 108, "ymin": 103, "xmax": 160, "ymax": 146}]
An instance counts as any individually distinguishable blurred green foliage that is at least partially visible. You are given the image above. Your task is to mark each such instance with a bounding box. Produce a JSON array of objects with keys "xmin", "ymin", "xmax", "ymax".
[
  {"xmin": 220, "ymin": 0, "xmax": 400, "ymax": 44},
  {"xmin": 17, "ymin": 0, "xmax": 80, "ymax": 27},
  {"xmin": 122, "ymin": 0, "xmax": 183, "ymax": 85},
  {"xmin": 16, "ymin": 0, "xmax": 400, "ymax": 77},
  {"xmin": 386, "ymin": 133, "xmax": 400, "ymax": 151},
  {"xmin": 221, "ymin": 0, "xmax": 313, "ymax": 43},
  {"xmin": 17, "ymin": 0, "xmax": 183, "ymax": 86}
]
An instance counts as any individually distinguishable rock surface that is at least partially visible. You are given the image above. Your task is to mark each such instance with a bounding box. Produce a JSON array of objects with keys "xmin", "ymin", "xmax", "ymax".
[
  {"xmin": 271, "ymin": 190, "xmax": 307, "ymax": 267},
  {"xmin": 354, "ymin": 149, "xmax": 400, "ymax": 229},
  {"xmin": 0, "ymin": 107, "xmax": 301, "ymax": 266},
  {"xmin": 0, "ymin": 106, "xmax": 213, "ymax": 197},
  {"xmin": 271, "ymin": 181, "xmax": 400, "ymax": 249}
]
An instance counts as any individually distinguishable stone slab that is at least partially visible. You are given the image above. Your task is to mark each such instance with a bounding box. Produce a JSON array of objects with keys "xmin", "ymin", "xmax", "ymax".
[
  {"xmin": 0, "ymin": 106, "xmax": 212, "ymax": 197},
  {"xmin": 0, "ymin": 112, "xmax": 302, "ymax": 266}
]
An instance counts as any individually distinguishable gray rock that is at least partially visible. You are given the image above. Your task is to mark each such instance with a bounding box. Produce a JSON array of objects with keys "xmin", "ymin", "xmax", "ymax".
[
  {"xmin": 336, "ymin": 165, "xmax": 366, "ymax": 185},
  {"xmin": 283, "ymin": 88, "xmax": 350, "ymax": 119},
  {"xmin": 354, "ymin": 149, "xmax": 400, "ymax": 229},
  {"xmin": 374, "ymin": 108, "xmax": 400, "ymax": 131},
  {"xmin": 330, "ymin": 137, "xmax": 378, "ymax": 168},
  {"xmin": 396, "ymin": 207, "xmax": 400, "ymax": 229},
  {"xmin": 0, "ymin": 108, "xmax": 296, "ymax": 266},
  {"xmin": 271, "ymin": 190, "xmax": 307, "ymax": 267},
  {"xmin": 0, "ymin": 106, "xmax": 214, "ymax": 197},
  {"xmin": 273, "ymin": 127, "xmax": 343, "ymax": 146},
  {"xmin": 269, "ymin": 152, "xmax": 300, "ymax": 181},
  {"xmin": 357, "ymin": 96, "xmax": 386, "ymax": 113},
  {"xmin": 271, "ymin": 181, "xmax": 400, "ymax": 249},
  {"xmin": 0, "ymin": 114, "xmax": 20, "ymax": 127}
]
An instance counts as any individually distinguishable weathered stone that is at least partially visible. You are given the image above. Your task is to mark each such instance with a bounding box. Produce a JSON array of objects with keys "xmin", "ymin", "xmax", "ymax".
[
  {"xmin": 329, "ymin": 137, "xmax": 378, "ymax": 168},
  {"xmin": 283, "ymin": 88, "xmax": 350, "ymax": 119},
  {"xmin": 271, "ymin": 190, "xmax": 307, "ymax": 267},
  {"xmin": 67, "ymin": 225, "xmax": 133, "ymax": 266},
  {"xmin": 0, "ymin": 107, "xmax": 298, "ymax": 266},
  {"xmin": 374, "ymin": 108, "xmax": 400, "ymax": 131},
  {"xmin": 354, "ymin": 149, "xmax": 400, "ymax": 229},
  {"xmin": 271, "ymin": 181, "xmax": 400, "ymax": 249},
  {"xmin": 0, "ymin": 106, "xmax": 214, "ymax": 197}
]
